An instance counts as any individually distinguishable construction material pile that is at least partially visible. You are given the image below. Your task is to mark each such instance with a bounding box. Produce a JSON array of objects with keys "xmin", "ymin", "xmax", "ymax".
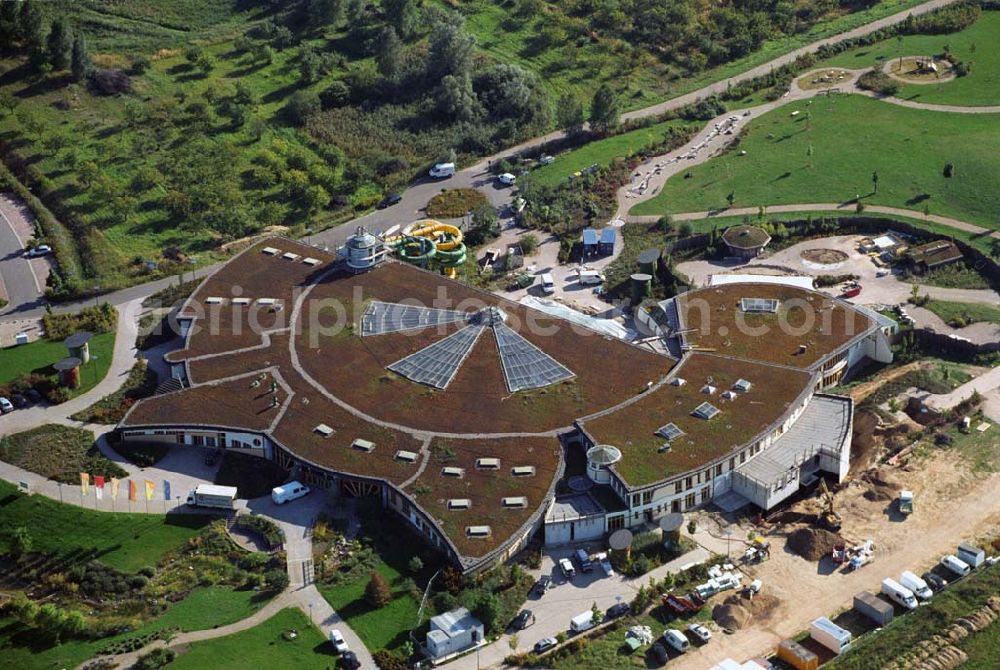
[
  {"xmin": 862, "ymin": 467, "xmax": 903, "ymax": 502},
  {"xmin": 712, "ymin": 598, "xmax": 752, "ymax": 630},
  {"xmin": 787, "ymin": 527, "xmax": 844, "ymax": 560}
]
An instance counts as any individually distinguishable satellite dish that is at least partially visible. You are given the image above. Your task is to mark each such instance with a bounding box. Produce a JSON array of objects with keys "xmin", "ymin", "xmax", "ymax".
[
  {"xmin": 609, "ymin": 529, "xmax": 634, "ymax": 551},
  {"xmin": 660, "ymin": 513, "xmax": 685, "ymax": 533}
]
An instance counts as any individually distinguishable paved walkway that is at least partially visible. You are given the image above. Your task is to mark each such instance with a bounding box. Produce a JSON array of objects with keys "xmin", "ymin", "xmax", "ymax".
[{"xmin": 922, "ymin": 364, "xmax": 1000, "ymax": 412}]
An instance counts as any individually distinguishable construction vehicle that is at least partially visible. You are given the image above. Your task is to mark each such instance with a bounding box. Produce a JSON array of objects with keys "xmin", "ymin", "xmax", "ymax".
[
  {"xmin": 847, "ymin": 539, "xmax": 875, "ymax": 571},
  {"xmin": 818, "ymin": 479, "xmax": 842, "ymax": 531}
]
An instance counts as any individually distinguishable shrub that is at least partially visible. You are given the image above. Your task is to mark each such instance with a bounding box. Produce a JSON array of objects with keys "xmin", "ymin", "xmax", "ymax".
[
  {"xmin": 264, "ymin": 569, "xmax": 289, "ymax": 592},
  {"xmin": 135, "ymin": 648, "xmax": 175, "ymax": 670},
  {"xmin": 365, "ymin": 572, "xmax": 392, "ymax": 608},
  {"xmin": 857, "ymin": 69, "xmax": 900, "ymax": 96},
  {"xmin": 285, "ymin": 90, "xmax": 320, "ymax": 126},
  {"xmin": 408, "ymin": 556, "xmax": 424, "ymax": 574},
  {"xmin": 88, "ymin": 69, "xmax": 132, "ymax": 96},
  {"xmin": 373, "ymin": 650, "xmax": 409, "ymax": 670},
  {"xmin": 519, "ymin": 233, "xmax": 539, "ymax": 256}
]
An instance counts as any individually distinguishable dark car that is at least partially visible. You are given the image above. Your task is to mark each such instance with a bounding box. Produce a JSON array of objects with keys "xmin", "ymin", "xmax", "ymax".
[
  {"xmin": 531, "ymin": 575, "xmax": 552, "ymax": 596},
  {"xmin": 923, "ymin": 571, "xmax": 947, "ymax": 592},
  {"xmin": 511, "ymin": 609, "xmax": 535, "ymax": 630},
  {"xmin": 377, "ymin": 193, "xmax": 402, "ymax": 209},
  {"xmin": 25, "ymin": 389, "xmax": 42, "ymax": 403},
  {"xmin": 606, "ymin": 602, "xmax": 630, "ymax": 619},
  {"xmin": 340, "ymin": 650, "xmax": 361, "ymax": 670},
  {"xmin": 11, "ymin": 394, "xmax": 29, "ymax": 408}
]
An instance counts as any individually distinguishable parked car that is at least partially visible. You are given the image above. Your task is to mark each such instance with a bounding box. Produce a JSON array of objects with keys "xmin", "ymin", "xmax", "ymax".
[
  {"xmin": 511, "ymin": 609, "xmax": 535, "ymax": 630},
  {"xmin": 0, "ymin": 397, "xmax": 14, "ymax": 413},
  {"xmin": 538, "ymin": 154, "xmax": 555, "ymax": 166},
  {"xmin": 687, "ymin": 623, "xmax": 712, "ymax": 643},
  {"xmin": 559, "ymin": 557, "xmax": 576, "ymax": 579},
  {"xmin": 377, "ymin": 193, "xmax": 402, "ymax": 209},
  {"xmin": 25, "ymin": 389, "xmax": 42, "ymax": 404},
  {"xmin": 534, "ymin": 637, "xmax": 558, "ymax": 653},
  {"xmin": 11, "ymin": 394, "xmax": 28, "ymax": 408},
  {"xmin": 429, "ymin": 162, "xmax": 456, "ymax": 178},
  {"xmin": 574, "ymin": 548, "xmax": 593, "ymax": 572},
  {"xmin": 663, "ymin": 628, "xmax": 689, "ymax": 653},
  {"xmin": 650, "ymin": 642, "xmax": 669, "ymax": 663},
  {"xmin": 329, "ymin": 629, "xmax": 350, "ymax": 654},
  {"xmin": 532, "ymin": 575, "xmax": 552, "ymax": 595},
  {"xmin": 340, "ymin": 650, "xmax": 360, "ymax": 669},
  {"xmin": 606, "ymin": 602, "xmax": 629, "ymax": 619},
  {"xmin": 271, "ymin": 480, "xmax": 311, "ymax": 505},
  {"xmin": 596, "ymin": 552, "xmax": 614, "ymax": 577},
  {"xmin": 24, "ymin": 244, "xmax": 51, "ymax": 258},
  {"xmin": 497, "ymin": 172, "xmax": 516, "ymax": 186},
  {"xmin": 922, "ymin": 571, "xmax": 948, "ymax": 592}
]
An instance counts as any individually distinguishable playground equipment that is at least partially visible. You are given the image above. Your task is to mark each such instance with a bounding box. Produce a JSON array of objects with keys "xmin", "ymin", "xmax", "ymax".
[{"xmin": 386, "ymin": 220, "xmax": 467, "ymax": 278}]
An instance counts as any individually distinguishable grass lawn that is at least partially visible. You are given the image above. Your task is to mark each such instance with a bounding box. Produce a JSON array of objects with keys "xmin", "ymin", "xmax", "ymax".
[
  {"xmin": 0, "ymin": 424, "xmax": 126, "ymax": 483},
  {"xmin": 828, "ymin": 563, "xmax": 1000, "ymax": 669},
  {"xmin": 0, "ymin": 331, "xmax": 115, "ymax": 396},
  {"xmin": 530, "ymin": 120, "xmax": 696, "ymax": 188},
  {"xmin": 168, "ymin": 607, "xmax": 332, "ymax": 670},
  {"xmin": 923, "ymin": 299, "xmax": 1000, "ymax": 327},
  {"xmin": 0, "ymin": 588, "xmax": 270, "ymax": 670},
  {"xmin": 0, "ymin": 479, "xmax": 213, "ymax": 573},
  {"xmin": 815, "ymin": 10, "xmax": 1000, "ymax": 107},
  {"xmin": 425, "ymin": 188, "xmax": 489, "ymax": 218},
  {"xmin": 632, "ymin": 95, "xmax": 1000, "ymax": 232}
]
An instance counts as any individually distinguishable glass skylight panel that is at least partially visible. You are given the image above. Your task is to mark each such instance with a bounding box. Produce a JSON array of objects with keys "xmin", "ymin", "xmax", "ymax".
[
  {"xmin": 692, "ymin": 402, "xmax": 721, "ymax": 420},
  {"xmin": 493, "ymin": 323, "xmax": 574, "ymax": 392},
  {"xmin": 387, "ymin": 325, "xmax": 484, "ymax": 389},
  {"xmin": 739, "ymin": 298, "xmax": 779, "ymax": 313},
  {"xmin": 361, "ymin": 300, "xmax": 470, "ymax": 336},
  {"xmin": 656, "ymin": 422, "xmax": 686, "ymax": 441}
]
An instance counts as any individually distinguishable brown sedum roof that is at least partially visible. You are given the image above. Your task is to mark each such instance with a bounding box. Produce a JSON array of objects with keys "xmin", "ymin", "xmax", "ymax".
[{"xmin": 722, "ymin": 225, "xmax": 771, "ymax": 250}]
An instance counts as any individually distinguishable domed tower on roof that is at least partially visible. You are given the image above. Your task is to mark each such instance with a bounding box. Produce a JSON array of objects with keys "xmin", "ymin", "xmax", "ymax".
[
  {"xmin": 342, "ymin": 226, "xmax": 386, "ymax": 272},
  {"xmin": 586, "ymin": 444, "xmax": 622, "ymax": 484}
]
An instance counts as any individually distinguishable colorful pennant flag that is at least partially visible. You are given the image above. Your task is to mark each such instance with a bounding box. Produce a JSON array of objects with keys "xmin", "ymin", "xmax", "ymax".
[
  {"xmin": 163, "ymin": 480, "xmax": 171, "ymax": 501},
  {"xmin": 145, "ymin": 480, "xmax": 155, "ymax": 501},
  {"xmin": 129, "ymin": 479, "xmax": 138, "ymax": 502},
  {"xmin": 80, "ymin": 472, "xmax": 90, "ymax": 496},
  {"xmin": 95, "ymin": 475, "xmax": 105, "ymax": 500},
  {"xmin": 111, "ymin": 477, "xmax": 120, "ymax": 501}
]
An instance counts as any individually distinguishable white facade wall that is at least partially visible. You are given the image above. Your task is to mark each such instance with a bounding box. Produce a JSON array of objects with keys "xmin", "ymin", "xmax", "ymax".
[{"xmin": 544, "ymin": 515, "xmax": 606, "ymax": 546}]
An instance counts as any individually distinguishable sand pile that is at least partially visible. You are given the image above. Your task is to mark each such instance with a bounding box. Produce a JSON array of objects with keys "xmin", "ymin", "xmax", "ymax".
[
  {"xmin": 712, "ymin": 600, "xmax": 752, "ymax": 630},
  {"xmin": 786, "ymin": 527, "xmax": 843, "ymax": 560},
  {"xmin": 862, "ymin": 467, "xmax": 903, "ymax": 502}
]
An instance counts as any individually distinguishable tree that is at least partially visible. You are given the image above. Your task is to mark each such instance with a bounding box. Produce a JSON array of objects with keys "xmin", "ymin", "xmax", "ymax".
[
  {"xmin": 70, "ymin": 33, "xmax": 92, "ymax": 81},
  {"xmin": 0, "ymin": 90, "xmax": 18, "ymax": 116},
  {"xmin": 872, "ymin": 170, "xmax": 879, "ymax": 194},
  {"xmin": 556, "ymin": 93, "xmax": 584, "ymax": 135},
  {"xmin": 436, "ymin": 74, "xmax": 479, "ymax": 122},
  {"xmin": 943, "ymin": 162, "xmax": 955, "ymax": 178},
  {"xmin": 428, "ymin": 19, "xmax": 475, "ymax": 81},
  {"xmin": 20, "ymin": 1, "xmax": 45, "ymax": 57},
  {"xmin": 384, "ymin": 0, "xmax": 420, "ymax": 39},
  {"xmin": 726, "ymin": 191, "xmax": 735, "ymax": 208},
  {"xmin": 590, "ymin": 601, "xmax": 604, "ymax": 625},
  {"xmin": 408, "ymin": 556, "xmax": 424, "ymax": 574},
  {"xmin": 46, "ymin": 18, "xmax": 72, "ymax": 71},
  {"xmin": 10, "ymin": 526, "xmax": 32, "ymax": 557},
  {"xmin": 658, "ymin": 214, "xmax": 674, "ymax": 236},
  {"xmin": 285, "ymin": 89, "xmax": 321, "ymax": 126},
  {"xmin": 472, "ymin": 592, "xmax": 502, "ymax": 633},
  {"xmin": 78, "ymin": 161, "xmax": 99, "ymax": 188},
  {"xmin": 678, "ymin": 221, "xmax": 693, "ymax": 237},
  {"xmin": 304, "ymin": 184, "xmax": 329, "ymax": 214},
  {"xmin": 589, "ymin": 84, "xmax": 620, "ymax": 134},
  {"xmin": 475, "ymin": 63, "xmax": 536, "ymax": 120},
  {"xmin": 375, "ymin": 27, "xmax": 403, "ymax": 81},
  {"xmin": 509, "ymin": 634, "xmax": 520, "ymax": 652},
  {"xmin": 309, "ymin": 0, "xmax": 344, "ymax": 26},
  {"xmin": 299, "ymin": 48, "xmax": 322, "ymax": 83},
  {"xmin": 519, "ymin": 233, "xmax": 539, "ymax": 255},
  {"xmin": 36, "ymin": 604, "xmax": 68, "ymax": 643},
  {"xmin": 365, "ymin": 571, "xmax": 392, "ymax": 608}
]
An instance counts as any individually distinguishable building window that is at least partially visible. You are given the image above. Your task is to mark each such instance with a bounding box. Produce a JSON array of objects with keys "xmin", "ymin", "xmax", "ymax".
[
  {"xmin": 671, "ymin": 500, "xmax": 681, "ymax": 513},
  {"xmin": 631, "ymin": 493, "xmax": 640, "ymax": 508},
  {"xmin": 729, "ymin": 457, "xmax": 736, "ymax": 470},
  {"xmin": 642, "ymin": 491, "xmax": 652, "ymax": 505},
  {"xmin": 192, "ymin": 435, "xmax": 204, "ymax": 446},
  {"xmin": 701, "ymin": 488, "xmax": 710, "ymax": 503},
  {"xmin": 715, "ymin": 464, "xmax": 722, "ymax": 477},
  {"xmin": 205, "ymin": 436, "xmax": 216, "ymax": 447},
  {"xmin": 175, "ymin": 434, "xmax": 184, "ymax": 444},
  {"xmin": 685, "ymin": 476, "xmax": 693, "ymax": 490},
  {"xmin": 608, "ymin": 515, "xmax": 625, "ymax": 531},
  {"xmin": 704, "ymin": 469, "xmax": 711, "ymax": 482},
  {"xmin": 740, "ymin": 451, "xmax": 747, "ymax": 464},
  {"xmin": 674, "ymin": 482, "xmax": 682, "ymax": 494},
  {"xmin": 685, "ymin": 493, "xmax": 696, "ymax": 509}
]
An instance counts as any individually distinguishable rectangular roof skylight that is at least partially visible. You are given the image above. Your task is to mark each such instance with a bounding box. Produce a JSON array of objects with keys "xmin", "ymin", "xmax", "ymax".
[
  {"xmin": 740, "ymin": 298, "xmax": 779, "ymax": 313},
  {"xmin": 395, "ymin": 450, "xmax": 418, "ymax": 462},
  {"xmin": 692, "ymin": 402, "xmax": 721, "ymax": 420},
  {"xmin": 733, "ymin": 379, "xmax": 752, "ymax": 392},
  {"xmin": 656, "ymin": 423, "xmax": 686, "ymax": 441}
]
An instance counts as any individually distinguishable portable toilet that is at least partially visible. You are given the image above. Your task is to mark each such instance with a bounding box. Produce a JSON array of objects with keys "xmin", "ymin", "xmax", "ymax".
[{"xmin": 957, "ymin": 542, "xmax": 985, "ymax": 568}]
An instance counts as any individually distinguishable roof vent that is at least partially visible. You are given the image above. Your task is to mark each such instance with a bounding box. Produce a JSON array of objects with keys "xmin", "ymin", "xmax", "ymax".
[
  {"xmin": 502, "ymin": 496, "xmax": 528, "ymax": 508},
  {"xmin": 658, "ymin": 443, "xmax": 672, "ymax": 453},
  {"xmin": 512, "ymin": 466, "xmax": 536, "ymax": 477},
  {"xmin": 205, "ymin": 296, "xmax": 224, "ymax": 305},
  {"xmin": 692, "ymin": 402, "xmax": 721, "ymax": 420},
  {"xmin": 671, "ymin": 378, "xmax": 686, "ymax": 386},
  {"xmin": 721, "ymin": 390, "xmax": 737, "ymax": 400},
  {"xmin": 351, "ymin": 439, "xmax": 375, "ymax": 452},
  {"xmin": 395, "ymin": 450, "xmax": 418, "ymax": 462},
  {"xmin": 303, "ymin": 257, "xmax": 320, "ymax": 266},
  {"xmin": 257, "ymin": 298, "xmax": 277, "ymax": 306},
  {"xmin": 232, "ymin": 297, "xmax": 251, "ymax": 305},
  {"xmin": 466, "ymin": 525, "xmax": 492, "ymax": 538},
  {"xmin": 448, "ymin": 499, "xmax": 471, "ymax": 510},
  {"xmin": 314, "ymin": 424, "xmax": 334, "ymax": 438},
  {"xmin": 262, "ymin": 247, "xmax": 279, "ymax": 255},
  {"xmin": 476, "ymin": 457, "xmax": 500, "ymax": 470},
  {"xmin": 442, "ymin": 467, "xmax": 465, "ymax": 477},
  {"xmin": 282, "ymin": 252, "xmax": 300, "ymax": 260},
  {"xmin": 701, "ymin": 385, "xmax": 717, "ymax": 395}
]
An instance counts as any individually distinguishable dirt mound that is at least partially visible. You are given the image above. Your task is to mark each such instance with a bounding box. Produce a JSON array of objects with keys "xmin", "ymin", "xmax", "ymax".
[
  {"xmin": 801, "ymin": 248, "xmax": 848, "ymax": 264},
  {"xmin": 713, "ymin": 601, "xmax": 752, "ymax": 630},
  {"xmin": 861, "ymin": 467, "xmax": 902, "ymax": 501},
  {"xmin": 787, "ymin": 527, "xmax": 843, "ymax": 560},
  {"xmin": 745, "ymin": 593, "xmax": 780, "ymax": 619}
]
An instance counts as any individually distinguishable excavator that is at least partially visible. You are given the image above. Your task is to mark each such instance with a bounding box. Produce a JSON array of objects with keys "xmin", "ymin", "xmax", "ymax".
[{"xmin": 818, "ymin": 478, "xmax": 842, "ymax": 531}]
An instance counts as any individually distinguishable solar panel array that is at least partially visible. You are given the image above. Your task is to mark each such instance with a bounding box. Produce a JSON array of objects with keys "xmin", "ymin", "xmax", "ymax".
[
  {"xmin": 494, "ymin": 323, "xmax": 574, "ymax": 392},
  {"xmin": 387, "ymin": 325, "xmax": 484, "ymax": 389},
  {"xmin": 656, "ymin": 422, "xmax": 686, "ymax": 441},
  {"xmin": 361, "ymin": 301, "xmax": 471, "ymax": 336},
  {"xmin": 739, "ymin": 298, "xmax": 780, "ymax": 313},
  {"xmin": 692, "ymin": 402, "xmax": 721, "ymax": 420}
]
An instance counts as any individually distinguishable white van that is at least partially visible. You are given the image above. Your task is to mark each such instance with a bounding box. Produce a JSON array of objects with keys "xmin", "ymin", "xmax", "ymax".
[
  {"xmin": 940, "ymin": 554, "xmax": 971, "ymax": 577},
  {"xmin": 662, "ymin": 629, "xmax": 689, "ymax": 653},
  {"xmin": 576, "ymin": 269, "xmax": 604, "ymax": 286},
  {"xmin": 880, "ymin": 578, "xmax": 918, "ymax": 610},
  {"xmin": 570, "ymin": 611, "xmax": 594, "ymax": 633},
  {"xmin": 540, "ymin": 273, "xmax": 555, "ymax": 295},
  {"xmin": 429, "ymin": 162, "xmax": 456, "ymax": 178},
  {"xmin": 900, "ymin": 571, "xmax": 933, "ymax": 600},
  {"xmin": 271, "ymin": 480, "xmax": 311, "ymax": 505}
]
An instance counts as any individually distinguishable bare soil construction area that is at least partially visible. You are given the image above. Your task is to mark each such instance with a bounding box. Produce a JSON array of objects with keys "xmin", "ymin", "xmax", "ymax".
[
  {"xmin": 801, "ymin": 248, "xmax": 849, "ymax": 265},
  {"xmin": 671, "ymin": 446, "xmax": 1000, "ymax": 669}
]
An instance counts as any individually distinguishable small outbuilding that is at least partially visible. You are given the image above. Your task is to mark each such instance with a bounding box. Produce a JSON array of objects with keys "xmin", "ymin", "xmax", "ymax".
[
  {"xmin": 776, "ymin": 639, "xmax": 819, "ymax": 670},
  {"xmin": 64, "ymin": 331, "xmax": 93, "ymax": 364},
  {"xmin": 426, "ymin": 607, "xmax": 484, "ymax": 660},
  {"xmin": 854, "ymin": 590, "xmax": 894, "ymax": 626},
  {"xmin": 908, "ymin": 240, "xmax": 963, "ymax": 272},
  {"xmin": 582, "ymin": 228, "xmax": 599, "ymax": 258},
  {"xmin": 54, "ymin": 357, "xmax": 82, "ymax": 389},
  {"xmin": 722, "ymin": 225, "xmax": 771, "ymax": 259},
  {"xmin": 599, "ymin": 228, "xmax": 616, "ymax": 256}
]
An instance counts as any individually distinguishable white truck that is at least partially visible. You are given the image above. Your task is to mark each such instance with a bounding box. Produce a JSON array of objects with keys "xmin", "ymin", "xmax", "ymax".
[
  {"xmin": 899, "ymin": 571, "xmax": 933, "ymax": 600},
  {"xmin": 429, "ymin": 162, "xmax": 456, "ymax": 178},
  {"xmin": 185, "ymin": 484, "xmax": 239, "ymax": 509},
  {"xmin": 810, "ymin": 617, "xmax": 852, "ymax": 655},
  {"xmin": 570, "ymin": 610, "xmax": 594, "ymax": 633},
  {"xmin": 880, "ymin": 578, "xmax": 918, "ymax": 610}
]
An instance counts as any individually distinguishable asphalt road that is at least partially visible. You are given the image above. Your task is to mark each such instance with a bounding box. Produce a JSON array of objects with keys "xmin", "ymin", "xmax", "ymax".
[{"xmin": 0, "ymin": 198, "xmax": 43, "ymax": 316}]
